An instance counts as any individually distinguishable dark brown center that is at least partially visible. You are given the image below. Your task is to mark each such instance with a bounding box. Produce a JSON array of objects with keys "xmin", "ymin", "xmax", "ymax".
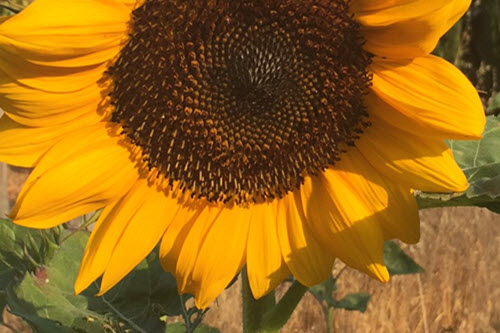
[{"xmin": 108, "ymin": 0, "xmax": 372, "ymax": 203}]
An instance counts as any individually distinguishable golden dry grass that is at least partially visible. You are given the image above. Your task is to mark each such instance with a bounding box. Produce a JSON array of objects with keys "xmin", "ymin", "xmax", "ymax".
[{"xmin": 1, "ymin": 166, "xmax": 500, "ymax": 333}]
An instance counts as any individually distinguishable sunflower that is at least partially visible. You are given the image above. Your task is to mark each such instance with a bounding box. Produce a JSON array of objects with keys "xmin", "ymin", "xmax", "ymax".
[{"xmin": 0, "ymin": 0, "xmax": 485, "ymax": 308}]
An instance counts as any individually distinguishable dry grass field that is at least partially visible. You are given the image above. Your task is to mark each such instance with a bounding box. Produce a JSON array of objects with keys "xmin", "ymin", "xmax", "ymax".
[{"xmin": 1, "ymin": 165, "xmax": 499, "ymax": 333}]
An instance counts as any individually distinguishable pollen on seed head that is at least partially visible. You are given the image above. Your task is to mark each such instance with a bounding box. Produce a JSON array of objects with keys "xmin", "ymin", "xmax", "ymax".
[{"xmin": 108, "ymin": 0, "xmax": 372, "ymax": 204}]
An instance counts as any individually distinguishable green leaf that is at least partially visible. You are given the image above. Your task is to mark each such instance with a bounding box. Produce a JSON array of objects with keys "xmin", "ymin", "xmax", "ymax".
[
  {"xmin": 166, "ymin": 323, "xmax": 187, "ymax": 333},
  {"xmin": 332, "ymin": 293, "xmax": 370, "ymax": 312},
  {"xmin": 308, "ymin": 276, "xmax": 337, "ymax": 305},
  {"xmin": 6, "ymin": 230, "xmax": 183, "ymax": 333},
  {"xmin": 0, "ymin": 218, "xmax": 61, "ymax": 318},
  {"xmin": 0, "ymin": 264, "xmax": 15, "ymax": 312},
  {"xmin": 433, "ymin": 19, "xmax": 463, "ymax": 62},
  {"xmin": 194, "ymin": 325, "xmax": 221, "ymax": 333},
  {"xmin": 90, "ymin": 250, "xmax": 183, "ymax": 331},
  {"xmin": 478, "ymin": 201, "xmax": 500, "ymax": 213},
  {"xmin": 7, "ymin": 232, "xmax": 104, "ymax": 333},
  {"xmin": 6, "ymin": 279, "xmax": 74, "ymax": 333},
  {"xmin": 165, "ymin": 323, "xmax": 220, "ymax": 333},
  {"xmin": 417, "ymin": 116, "xmax": 500, "ymax": 213},
  {"xmin": 0, "ymin": 218, "xmax": 60, "ymax": 269},
  {"xmin": 71, "ymin": 317, "xmax": 109, "ymax": 333},
  {"xmin": 383, "ymin": 241, "xmax": 422, "ymax": 276}
]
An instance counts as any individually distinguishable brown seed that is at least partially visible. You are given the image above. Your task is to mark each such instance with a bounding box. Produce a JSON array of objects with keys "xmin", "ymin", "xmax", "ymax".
[{"xmin": 109, "ymin": 0, "xmax": 371, "ymax": 204}]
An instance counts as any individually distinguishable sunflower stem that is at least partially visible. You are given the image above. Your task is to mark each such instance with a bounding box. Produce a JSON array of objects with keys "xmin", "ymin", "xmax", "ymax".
[
  {"xmin": 241, "ymin": 267, "xmax": 276, "ymax": 333},
  {"xmin": 326, "ymin": 307, "xmax": 335, "ymax": 333},
  {"xmin": 260, "ymin": 280, "xmax": 308, "ymax": 332}
]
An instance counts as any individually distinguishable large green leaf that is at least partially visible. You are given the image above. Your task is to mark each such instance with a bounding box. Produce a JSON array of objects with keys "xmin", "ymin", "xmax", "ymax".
[
  {"xmin": 87, "ymin": 249, "xmax": 183, "ymax": 331},
  {"xmin": 0, "ymin": 218, "xmax": 60, "ymax": 271},
  {"xmin": 6, "ymin": 230, "xmax": 183, "ymax": 333},
  {"xmin": 7, "ymin": 232, "xmax": 106, "ymax": 332},
  {"xmin": 417, "ymin": 116, "xmax": 500, "ymax": 213},
  {"xmin": 0, "ymin": 263, "xmax": 16, "ymax": 317},
  {"xmin": 0, "ymin": 218, "xmax": 60, "ymax": 317}
]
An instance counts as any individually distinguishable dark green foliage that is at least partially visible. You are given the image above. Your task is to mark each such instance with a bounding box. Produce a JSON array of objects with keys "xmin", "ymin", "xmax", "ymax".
[
  {"xmin": 487, "ymin": 92, "xmax": 500, "ymax": 116},
  {"xmin": 333, "ymin": 293, "xmax": 371, "ymax": 313},
  {"xmin": 1, "ymin": 225, "xmax": 193, "ymax": 333},
  {"xmin": 383, "ymin": 241, "xmax": 423, "ymax": 276},
  {"xmin": 309, "ymin": 276, "xmax": 337, "ymax": 307},
  {"xmin": 309, "ymin": 279, "xmax": 370, "ymax": 313},
  {"xmin": 166, "ymin": 323, "xmax": 220, "ymax": 333},
  {"xmin": 0, "ymin": 219, "xmax": 61, "ymax": 316}
]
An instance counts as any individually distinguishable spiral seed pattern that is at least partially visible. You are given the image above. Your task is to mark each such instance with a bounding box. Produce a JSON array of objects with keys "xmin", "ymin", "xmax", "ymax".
[{"xmin": 109, "ymin": 0, "xmax": 372, "ymax": 203}]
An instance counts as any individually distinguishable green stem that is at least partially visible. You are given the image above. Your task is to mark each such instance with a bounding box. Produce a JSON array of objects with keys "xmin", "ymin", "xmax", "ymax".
[
  {"xmin": 260, "ymin": 280, "xmax": 308, "ymax": 332},
  {"xmin": 241, "ymin": 267, "xmax": 276, "ymax": 333},
  {"xmin": 59, "ymin": 210, "xmax": 102, "ymax": 245},
  {"xmin": 326, "ymin": 307, "xmax": 335, "ymax": 333},
  {"xmin": 179, "ymin": 295, "xmax": 193, "ymax": 333}
]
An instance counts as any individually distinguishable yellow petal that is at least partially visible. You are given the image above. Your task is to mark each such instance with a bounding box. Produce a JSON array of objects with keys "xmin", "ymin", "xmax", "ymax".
[
  {"xmin": 158, "ymin": 203, "xmax": 205, "ymax": 274},
  {"xmin": 276, "ymin": 193, "xmax": 333, "ymax": 286},
  {"xmin": 74, "ymin": 201, "xmax": 121, "ymax": 294},
  {"xmin": 364, "ymin": 92, "xmax": 445, "ymax": 140},
  {"xmin": 351, "ymin": 1, "xmax": 414, "ymax": 12},
  {"xmin": 356, "ymin": 117, "xmax": 468, "ymax": 193},
  {"xmin": 0, "ymin": 112, "xmax": 100, "ymax": 167},
  {"xmin": 0, "ymin": 70, "xmax": 107, "ymax": 127},
  {"xmin": 0, "ymin": 0, "xmax": 129, "ymax": 125},
  {"xmin": 0, "ymin": 59, "xmax": 108, "ymax": 93},
  {"xmin": 0, "ymin": 15, "xmax": 11, "ymax": 25},
  {"xmin": 378, "ymin": 187, "xmax": 420, "ymax": 244},
  {"xmin": 191, "ymin": 206, "xmax": 251, "ymax": 309},
  {"xmin": 370, "ymin": 55, "xmax": 485, "ymax": 140},
  {"xmin": 11, "ymin": 125, "xmax": 139, "ymax": 228},
  {"xmin": 247, "ymin": 201, "xmax": 290, "ymax": 299},
  {"xmin": 98, "ymin": 181, "xmax": 180, "ymax": 294},
  {"xmin": 337, "ymin": 149, "xmax": 420, "ymax": 244},
  {"xmin": 122, "ymin": 0, "xmax": 143, "ymax": 10},
  {"xmin": 339, "ymin": 149, "xmax": 420, "ymax": 244},
  {"xmin": 300, "ymin": 151, "xmax": 394, "ymax": 282},
  {"xmin": 175, "ymin": 205, "xmax": 222, "ymax": 295},
  {"xmin": 0, "ymin": 0, "xmax": 130, "ymax": 69},
  {"xmin": 353, "ymin": 0, "xmax": 470, "ymax": 58}
]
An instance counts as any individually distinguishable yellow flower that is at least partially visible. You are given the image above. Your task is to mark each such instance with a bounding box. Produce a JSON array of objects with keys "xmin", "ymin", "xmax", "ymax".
[{"xmin": 0, "ymin": 0, "xmax": 485, "ymax": 308}]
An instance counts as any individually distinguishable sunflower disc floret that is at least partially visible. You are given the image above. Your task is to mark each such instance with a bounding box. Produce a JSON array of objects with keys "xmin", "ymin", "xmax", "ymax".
[{"xmin": 109, "ymin": 0, "xmax": 372, "ymax": 203}]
